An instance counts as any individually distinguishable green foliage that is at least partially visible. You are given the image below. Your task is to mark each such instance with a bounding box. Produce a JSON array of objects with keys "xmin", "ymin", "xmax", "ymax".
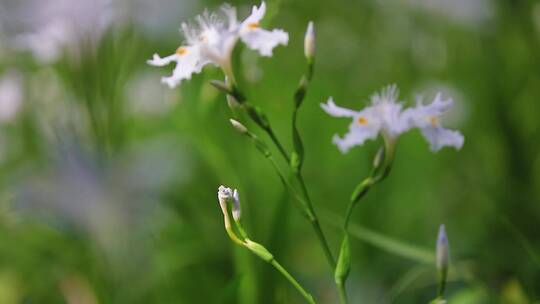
[{"xmin": 0, "ymin": 0, "xmax": 539, "ymax": 303}]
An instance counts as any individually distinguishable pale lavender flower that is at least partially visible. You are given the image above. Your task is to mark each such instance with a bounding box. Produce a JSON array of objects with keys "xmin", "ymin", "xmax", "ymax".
[
  {"xmin": 402, "ymin": 93, "xmax": 464, "ymax": 151},
  {"xmin": 148, "ymin": 2, "xmax": 288, "ymax": 88},
  {"xmin": 321, "ymin": 85, "xmax": 408, "ymax": 153},
  {"xmin": 322, "ymin": 85, "xmax": 464, "ymax": 153}
]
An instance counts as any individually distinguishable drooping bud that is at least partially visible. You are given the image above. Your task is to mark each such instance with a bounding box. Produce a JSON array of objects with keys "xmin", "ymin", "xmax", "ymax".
[
  {"xmin": 436, "ymin": 224, "xmax": 449, "ymax": 297},
  {"xmin": 304, "ymin": 21, "xmax": 316, "ymax": 64},
  {"xmin": 232, "ymin": 189, "xmax": 241, "ymax": 221},
  {"xmin": 230, "ymin": 119, "xmax": 248, "ymax": 134},
  {"xmin": 217, "ymin": 186, "xmax": 234, "ymax": 228}
]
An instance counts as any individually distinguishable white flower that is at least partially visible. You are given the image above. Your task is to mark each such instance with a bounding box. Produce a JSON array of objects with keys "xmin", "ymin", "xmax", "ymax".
[
  {"xmin": 147, "ymin": 2, "xmax": 288, "ymax": 88},
  {"xmin": 322, "ymin": 85, "xmax": 465, "ymax": 153},
  {"xmin": 321, "ymin": 85, "xmax": 407, "ymax": 153},
  {"xmin": 402, "ymin": 93, "xmax": 464, "ymax": 151},
  {"xmin": 238, "ymin": 2, "xmax": 288, "ymax": 57}
]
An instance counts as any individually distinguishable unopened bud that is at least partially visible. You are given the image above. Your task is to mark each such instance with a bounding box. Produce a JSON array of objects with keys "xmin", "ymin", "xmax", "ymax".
[
  {"xmin": 232, "ymin": 189, "xmax": 241, "ymax": 221},
  {"xmin": 217, "ymin": 185, "xmax": 234, "ymax": 228},
  {"xmin": 436, "ymin": 224, "xmax": 449, "ymax": 272},
  {"xmin": 304, "ymin": 21, "xmax": 316, "ymax": 63},
  {"xmin": 436, "ymin": 224, "xmax": 449, "ymax": 297},
  {"xmin": 230, "ymin": 119, "xmax": 248, "ymax": 134}
]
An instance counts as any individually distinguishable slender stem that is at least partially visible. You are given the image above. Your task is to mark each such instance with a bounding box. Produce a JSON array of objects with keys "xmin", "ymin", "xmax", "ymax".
[
  {"xmin": 310, "ymin": 217, "xmax": 336, "ymax": 269},
  {"xmin": 266, "ymin": 127, "xmax": 290, "ymax": 163},
  {"xmin": 259, "ymin": 120, "xmax": 336, "ymax": 269},
  {"xmin": 337, "ymin": 281, "xmax": 348, "ymax": 304},
  {"xmin": 271, "ymin": 260, "xmax": 317, "ymax": 304},
  {"xmin": 298, "ymin": 173, "xmax": 336, "ymax": 268},
  {"xmin": 344, "ymin": 181, "xmax": 372, "ymax": 230},
  {"xmin": 266, "ymin": 156, "xmax": 312, "ymax": 219}
]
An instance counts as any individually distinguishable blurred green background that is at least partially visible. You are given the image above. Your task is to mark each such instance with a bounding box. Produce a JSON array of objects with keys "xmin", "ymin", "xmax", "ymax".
[{"xmin": 0, "ymin": 0, "xmax": 539, "ymax": 303}]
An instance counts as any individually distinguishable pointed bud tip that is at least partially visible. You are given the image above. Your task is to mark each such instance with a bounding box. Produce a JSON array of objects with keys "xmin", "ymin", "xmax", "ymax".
[
  {"xmin": 436, "ymin": 224, "xmax": 449, "ymax": 270},
  {"xmin": 437, "ymin": 224, "xmax": 448, "ymax": 246},
  {"xmin": 229, "ymin": 119, "xmax": 248, "ymax": 133},
  {"xmin": 232, "ymin": 189, "xmax": 241, "ymax": 221},
  {"xmin": 304, "ymin": 21, "xmax": 316, "ymax": 62}
]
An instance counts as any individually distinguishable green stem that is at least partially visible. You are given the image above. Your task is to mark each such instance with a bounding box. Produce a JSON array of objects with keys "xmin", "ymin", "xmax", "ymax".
[
  {"xmin": 310, "ymin": 216, "xmax": 336, "ymax": 269},
  {"xmin": 270, "ymin": 260, "xmax": 317, "ymax": 304},
  {"xmin": 298, "ymin": 172, "xmax": 336, "ymax": 268},
  {"xmin": 337, "ymin": 281, "xmax": 348, "ymax": 304},
  {"xmin": 266, "ymin": 126, "xmax": 290, "ymax": 163},
  {"xmin": 344, "ymin": 178, "xmax": 373, "ymax": 230},
  {"xmin": 254, "ymin": 112, "xmax": 336, "ymax": 270}
]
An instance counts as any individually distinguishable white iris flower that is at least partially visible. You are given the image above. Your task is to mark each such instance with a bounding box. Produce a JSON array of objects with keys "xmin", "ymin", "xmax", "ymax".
[
  {"xmin": 148, "ymin": 2, "xmax": 288, "ymax": 88},
  {"xmin": 321, "ymin": 85, "xmax": 408, "ymax": 153},
  {"xmin": 322, "ymin": 85, "xmax": 464, "ymax": 153}
]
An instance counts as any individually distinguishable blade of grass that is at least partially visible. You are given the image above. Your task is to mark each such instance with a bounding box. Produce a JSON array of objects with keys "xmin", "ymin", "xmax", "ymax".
[{"xmin": 321, "ymin": 211, "xmax": 435, "ymax": 264}]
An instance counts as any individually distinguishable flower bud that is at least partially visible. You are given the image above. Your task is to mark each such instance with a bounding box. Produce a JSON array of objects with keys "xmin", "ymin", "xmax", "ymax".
[
  {"xmin": 217, "ymin": 185, "xmax": 234, "ymax": 228},
  {"xmin": 436, "ymin": 224, "xmax": 449, "ymax": 297},
  {"xmin": 304, "ymin": 21, "xmax": 316, "ymax": 63},
  {"xmin": 229, "ymin": 119, "xmax": 248, "ymax": 134},
  {"xmin": 436, "ymin": 224, "xmax": 449, "ymax": 272},
  {"xmin": 232, "ymin": 189, "xmax": 241, "ymax": 221}
]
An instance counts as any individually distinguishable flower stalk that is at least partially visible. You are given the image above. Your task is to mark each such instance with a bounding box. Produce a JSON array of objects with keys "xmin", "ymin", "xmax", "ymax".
[{"xmin": 217, "ymin": 186, "xmax": 316, "ymax": 304}]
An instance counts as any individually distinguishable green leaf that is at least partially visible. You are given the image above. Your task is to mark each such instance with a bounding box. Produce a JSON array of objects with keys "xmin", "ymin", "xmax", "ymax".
[{"xmin": 322, "ymin": 212, "xmax": 435, "ymax": 264}]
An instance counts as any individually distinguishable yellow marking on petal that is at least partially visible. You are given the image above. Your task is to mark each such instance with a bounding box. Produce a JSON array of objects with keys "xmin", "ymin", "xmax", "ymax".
[
  {"xmin": 176, "ymin": 47, "xmax": 188, "ymax": 56},
  {"xmin": 247, "ymin": 22, "xmax": 259, "ymax": 29},
  {"xmin": 429, "ymin": 116, "xmax": 439, "ymax": 126},
  {"xmin": 357, "ymin": 116, "xmax": 368, "ymax": 125}
]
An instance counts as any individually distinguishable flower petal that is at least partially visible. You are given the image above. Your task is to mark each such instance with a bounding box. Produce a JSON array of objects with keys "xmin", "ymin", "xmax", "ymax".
[
  {"xmin": 321, "ymin": 97, "xmax": 360, "ymax": 117},
  {"xmin": 150, "ymin": 46, "xmax": 208, "ymax": 88},
  {"xmin": 147, "ymin": 53, "xmax": 179, "ymax": 67},
  {"xmin": 332, "ymin": 121, "xmax": 380, "ymax": 153},
  {"xmin": 243, "ymin": 2, "xmax": 266, "ymax": 26},
  {"xmin": 240, "ymin": 28, "xmax": 288, "ymax": 57},
  {"xmin": 421, "ymin": 126, "xmax": 464, "ymax": 151}
]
